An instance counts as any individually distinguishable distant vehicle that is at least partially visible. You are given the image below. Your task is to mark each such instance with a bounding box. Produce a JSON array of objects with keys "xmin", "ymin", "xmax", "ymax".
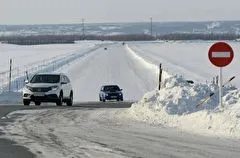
[
  {"xmin": 104, "ymin": 47, "xmax": 107, "ymax": 50},
  {"xmin": 99, "ymin": 85, "xmax": 123, "ymax": 102},
  {"xmin": 22, "ymin": 73, "xmax": 73, "ymax": 106}
]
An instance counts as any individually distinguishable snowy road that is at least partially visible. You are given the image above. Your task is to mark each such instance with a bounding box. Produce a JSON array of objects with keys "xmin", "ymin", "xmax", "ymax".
[
  {"xmin": 2, "ymin": 104, "xmax": 240, "ymax": 158},
  {"xmin": 65, "ymin": 43, "xmax": 158, "ymax": 102}
]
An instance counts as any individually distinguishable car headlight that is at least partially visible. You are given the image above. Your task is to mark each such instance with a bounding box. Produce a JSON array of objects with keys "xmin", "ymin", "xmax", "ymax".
[
  {"xmin": 25, "ymin": 85, "xmax": 33, "ymax": 91},
  {"xmin": 105, "ymin": 93, "xmax": 108, "ymax": 96},
  {"xmin": 119, "ymin": 93, "xmax": 122, "ymax": 96},
  {"xmin": 51, "ymin": 86, "xmax": 59, "ymax": 91}
]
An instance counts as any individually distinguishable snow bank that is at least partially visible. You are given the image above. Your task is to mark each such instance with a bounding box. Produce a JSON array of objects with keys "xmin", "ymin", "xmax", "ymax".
[
  {"xmin": 125, "ymin": 44, "xmax": 170, "ymax": 82},
  {"xmin": 125, "ymin": 44, "xmax": 158, "ymax": 71},
  {"xmin": 120, "ymin": 74, "xmax": 240, "ymax": 138},
  {"xmin": 136, "ymin": 75, "xmax": 239, "ymax": 115}
]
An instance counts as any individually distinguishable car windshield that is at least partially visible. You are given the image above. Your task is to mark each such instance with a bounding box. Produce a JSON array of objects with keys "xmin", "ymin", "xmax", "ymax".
[
  {"xmin": 30, "ymin": 75, "xmax": 60, "ymax": 83},
  {"xmin": 103, "ymin": 86, "xmax": 120, "ymax": 91}
]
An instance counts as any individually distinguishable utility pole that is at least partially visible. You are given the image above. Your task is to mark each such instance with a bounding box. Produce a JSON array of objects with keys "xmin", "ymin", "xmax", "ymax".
[
  {"xmin": 150, "ymin": 17, "xmax": 153, "ymax": 37},
  {"xmin": 82, "ymin": 18, "xmax": 85, "ymax": 38},
  {"xmin": 25, "ymin": 71, "xmax": 29, "ymax": 81}
]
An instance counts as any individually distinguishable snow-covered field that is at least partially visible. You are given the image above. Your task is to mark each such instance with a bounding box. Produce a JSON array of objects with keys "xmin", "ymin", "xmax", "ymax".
[
  {"xmin": 0, "ymin": 41, "xmax": 105, "ymax": 93},
  {"xmin": 0, "ymin": 40, "xmax": 240, "ymax": 157},
  {"xmin": 127, "ymin": 41, "xmax": 240, "ymax": 88}
]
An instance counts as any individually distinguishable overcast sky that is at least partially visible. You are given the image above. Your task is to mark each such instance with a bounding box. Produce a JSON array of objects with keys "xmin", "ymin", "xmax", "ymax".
[{"xmin": 0, "ymin": 0, "xmax": 239, "ymax": 24}]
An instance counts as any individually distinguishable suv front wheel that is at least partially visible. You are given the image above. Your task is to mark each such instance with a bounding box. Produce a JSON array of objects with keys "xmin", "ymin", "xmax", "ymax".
[
  {"xmin": 23, "ymin": 100, "xmax": 30, "ymax": 106},
  {"xmin": 66, "ymin": 91, "xmax": 73, "ymax": 106},
  {"xmin": 56, "ymin": 92, "xmax": 63, "ymax": 106}
]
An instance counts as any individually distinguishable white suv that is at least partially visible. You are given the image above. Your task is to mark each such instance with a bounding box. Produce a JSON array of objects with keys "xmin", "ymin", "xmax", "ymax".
[{"xmin": 22, "ymin": 73, "xmax": 73, "ymax": 106}]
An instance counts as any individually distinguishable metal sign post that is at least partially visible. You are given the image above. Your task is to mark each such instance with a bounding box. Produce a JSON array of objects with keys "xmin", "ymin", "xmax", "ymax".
[
  {"xmin": 208, "ymin": 42, "xmax": 234, "ymax": 107},
  {"xmin": 219, "ymin": 67, "xmax": 223, "ymax": 107}
]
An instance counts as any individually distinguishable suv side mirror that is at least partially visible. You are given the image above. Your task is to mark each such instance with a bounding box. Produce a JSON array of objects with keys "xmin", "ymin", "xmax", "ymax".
[
  {"xmin": 25, "ymin": 80, "xmax": 29, "ymax": 84},
  {"xmin": 120, "ymin": 89, "xmax": 123, "ymax": 91},
  {"xmin": 61, "ymin": 82, "xmax": 67, "ymax": 85}
]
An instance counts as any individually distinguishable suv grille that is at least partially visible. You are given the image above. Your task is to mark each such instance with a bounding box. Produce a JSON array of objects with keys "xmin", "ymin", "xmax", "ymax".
[
  {"xmin": 108, "ymin": 92, "xmax": 119, "ymax": 96},
  {"xmin": 32, "ymin": 87, "xmax": 51, "ymax": 92}
]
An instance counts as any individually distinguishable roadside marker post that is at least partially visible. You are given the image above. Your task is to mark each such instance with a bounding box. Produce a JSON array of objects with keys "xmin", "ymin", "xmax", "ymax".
[
  {"xmin": 208, "ymin": 42, "xmax": 234, "ymax": 107},
  {"xmin": 158, "ymin": 63, "xmax": 163, "ymax": 90},
  {"xmin": 9, "ymin": 59, "xmax": 12, "ymax": 92}
]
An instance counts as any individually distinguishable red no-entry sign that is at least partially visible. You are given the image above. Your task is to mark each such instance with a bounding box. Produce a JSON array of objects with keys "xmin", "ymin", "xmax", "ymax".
[
  {"xmin": 208, "ymin": 42, "xmax": 234, "ymax": 67},
  {"xmin": 208, "ymin": 42, "xmax": 234, "ymax": 108}
]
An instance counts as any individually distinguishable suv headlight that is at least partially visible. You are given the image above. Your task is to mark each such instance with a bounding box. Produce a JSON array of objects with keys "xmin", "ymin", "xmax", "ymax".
[
  {"xmin": 51, "ymin": 85, "xmax": 59, "ymax": 91},
  {"xmin": 25, "ymin": 85, "xmax": 33, "ymax": 91},
  {"xmin": 105, "ymin": 93, "xmax": 109, "ymax": 96}
]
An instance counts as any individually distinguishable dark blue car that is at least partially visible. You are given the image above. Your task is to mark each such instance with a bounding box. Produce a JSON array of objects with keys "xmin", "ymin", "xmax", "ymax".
[{"xmin": 99, "ymin": 85, "xmax": 123, "ymax": 102}]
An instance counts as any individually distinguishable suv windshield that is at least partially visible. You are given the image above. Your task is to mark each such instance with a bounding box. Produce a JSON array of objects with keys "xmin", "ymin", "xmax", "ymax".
[
  {"xmin": 103, "ymin": 86, "xmax": 120, "ymax": 92},
  {"xmin": 30, "ymin": 74, "xmax": 60, "ymax": 83}
]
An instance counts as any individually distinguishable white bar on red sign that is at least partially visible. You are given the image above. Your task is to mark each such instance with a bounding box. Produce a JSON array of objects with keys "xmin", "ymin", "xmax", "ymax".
[{"xmin": 212, "ymin": 52, "xmax": 231, "ymax": 58}]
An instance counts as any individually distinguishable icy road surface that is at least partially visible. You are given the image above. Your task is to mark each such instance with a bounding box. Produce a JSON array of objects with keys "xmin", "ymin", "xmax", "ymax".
[
  {"xmin": 2, "ymin": 106, "xmax": 240, "ymax": 158},
  {"xmin": 63, "ymin": 43, "xmax": 158, "ymax": 102}
]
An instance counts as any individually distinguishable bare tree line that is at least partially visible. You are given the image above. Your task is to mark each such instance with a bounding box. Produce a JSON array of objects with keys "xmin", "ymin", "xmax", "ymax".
[
  {"xmin": 0, "ymin": 33, "xmax": 239, "ymax": 45},
  {"xmin": 157, "ymin": 33, "xmax": 239, "ymax": 41}
]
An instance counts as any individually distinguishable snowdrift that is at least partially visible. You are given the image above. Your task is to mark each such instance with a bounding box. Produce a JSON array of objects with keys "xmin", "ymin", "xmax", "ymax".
[
  {"xmin": 135, "ymin": 75, "xmax": 239, "ymax": 115},
  {"xmin": 121, "ymin": 74, "xmax": 240, "ymax": 138}
]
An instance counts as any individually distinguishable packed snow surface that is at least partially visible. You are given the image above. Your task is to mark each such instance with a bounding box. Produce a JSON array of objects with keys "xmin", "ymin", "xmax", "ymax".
[
  {"xmin": 2, "ymin": 105, "xmax": 240, "ymax": 158},
  {"xmin": 127, "ymin": 41, "xmax": 240, "ymax": 88},
  {"xmin": 1, "ymin": 41, "xmax": 240, "ymax": 157},
  {"xmin": 57, "ymin": 43, "xmax": 158, "ymax": 101}
]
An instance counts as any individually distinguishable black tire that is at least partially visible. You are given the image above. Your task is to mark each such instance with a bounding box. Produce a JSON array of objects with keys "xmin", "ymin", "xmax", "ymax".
[
  {"xmin": 66, "ymin": 92, "xmax": 73, "ymax": 106},
  {"xmin": 56, "ymin": 92, "xmax": 63, "ymax": 106},
  {"xmin": 99, "ymin": 97, "xmax": 102, "ymax": 101},
  {"xmin": 23, "ymin": 100, "xmax": 30, "ymax": 106},
  {"xmin": 35, "ymin": 101, "xmax": 41, "ymax": 106},
  {"xmin": 102, "ymin": 98, "xmax": 106, "ymax": 102}
]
